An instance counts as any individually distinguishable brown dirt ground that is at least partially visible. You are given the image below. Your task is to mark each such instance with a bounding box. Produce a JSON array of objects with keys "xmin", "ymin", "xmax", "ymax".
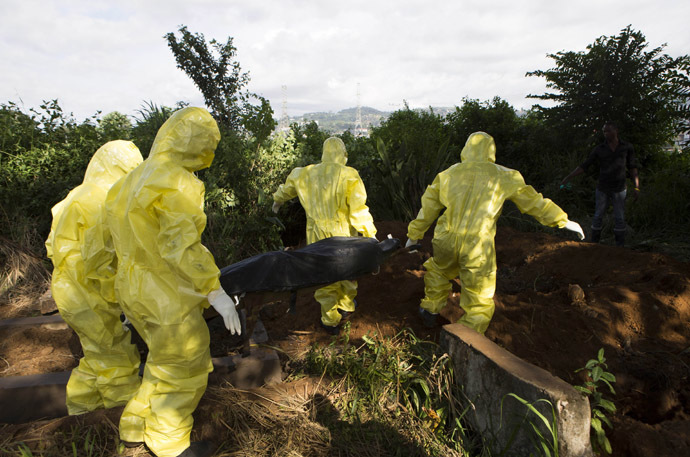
[{"xmin": 1, "ymin": 220, "xmax": 689, "ymax": 457}]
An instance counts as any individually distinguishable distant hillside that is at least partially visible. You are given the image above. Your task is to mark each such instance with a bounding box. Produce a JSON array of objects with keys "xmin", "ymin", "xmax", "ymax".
[
  {"xmin": 285, "ymin": 106, "xmax": 389, "ymax": 134},
  {"xmin": 281, "ymin": 106, "xmax": 456, "ymax": 134}
]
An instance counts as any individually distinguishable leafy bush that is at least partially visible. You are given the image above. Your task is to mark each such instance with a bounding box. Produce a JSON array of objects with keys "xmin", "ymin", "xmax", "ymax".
[
  {"xmin": 0, "ymin": 101, "xmax": 101, "ymax": 243},
  {"xmin": 201, "ymin": 129, "xmax": 299, "ymax": 264}
]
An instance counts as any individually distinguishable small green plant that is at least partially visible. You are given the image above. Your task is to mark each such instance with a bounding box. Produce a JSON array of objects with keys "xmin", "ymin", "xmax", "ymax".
[
  {"xmin": 574, "ymin": 348, "xmax": 616, "ymax": 455},
  {"xmin": 501, "ymin": 394, "xmax": 559, "ymax": 457}
]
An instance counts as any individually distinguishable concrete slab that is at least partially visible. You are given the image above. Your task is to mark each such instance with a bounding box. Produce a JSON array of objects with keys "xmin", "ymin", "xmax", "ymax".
[
  {"xmin": 0, "ymin": 371, "xmax": 70, "ymax": 423},
  {"xmin": 440, "ymin": 323, "xmax": 593, "ymax": 457},
  {"xmin": 0, "ymin": 314, "xmax": 68, "ymax": 330},
  {"xmin": 0, "ymin": 348, "xmax": 283, "ymax": 424}
]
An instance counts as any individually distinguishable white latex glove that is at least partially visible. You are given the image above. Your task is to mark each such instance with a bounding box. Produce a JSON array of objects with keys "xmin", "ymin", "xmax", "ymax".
[
  {"xmin": 271, "ymin": 201, "xmax": 282, "ymax": 214},
  {"xmin": 563, "ymin": 220, "xmax": 585, "ymax": 240},
  {"xmin": 208, "ymin": 287, "xmax": 242, "ymax": 335},
  {"xmin": 405, "ymin": 238, "xmax": 420, "ymax": 252}
]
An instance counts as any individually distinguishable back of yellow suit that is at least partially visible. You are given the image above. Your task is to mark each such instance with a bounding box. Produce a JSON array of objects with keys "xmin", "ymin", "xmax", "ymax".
[
  {"xmin": 46, "ymin": 140, "xmax": 143, "ymax": 415},
  {"xmin": 407, "ymin": 132, "xmax": 569, "ymax": 334},
  {"xmin": 105, "ymin": 108, "xmax": 221, "ymax": 457},
  {"xmin": 273, "ymin": 137, "xmax": 377, "ymax": 327}
]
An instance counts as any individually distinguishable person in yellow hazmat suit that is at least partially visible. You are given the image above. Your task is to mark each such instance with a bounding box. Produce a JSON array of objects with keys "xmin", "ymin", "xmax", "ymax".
[
  {"xmin": 105, "ymin": 107, "xmax": 241, "ymax": 457},
  {"xmin": 46, "ymin": 140, "xmax": 143, "ymax": 416},
  {"xmin": 272, "ymin": 137, "xmax": 377, "ymax": 334},
  {"xmin": 406, "ymin": 132, "xmax": 584, "ymax": 334}
]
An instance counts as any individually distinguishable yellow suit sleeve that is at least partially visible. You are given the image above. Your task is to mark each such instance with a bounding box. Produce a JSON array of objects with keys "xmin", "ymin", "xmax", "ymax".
[
  {"xmin": 273, "ymin": 167, "xmax": 301, "ymax": 204},
  {"xmin": 155, "ymin": 176, "xmax": 220, "ymax": 299},
  {"xmin": 407, "ymin": 174, "xmax": 444, "ymax": 240},
  {"xmin": 507, "ymin": 171, "xmax": 568, "ymax": 228},
  {"xmin": 346, "ymin": 170, "xmax": 376, "ymax": 238}
]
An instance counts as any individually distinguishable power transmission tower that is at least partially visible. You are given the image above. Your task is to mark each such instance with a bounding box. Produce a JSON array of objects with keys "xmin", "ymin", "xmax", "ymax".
[
  {"xmin": 279, "ymin": 85, "xmax": 289, "ymax": 132},
  {"xmin": 355, "ymin": 82, "xmax": 366, "ymax": 137}
]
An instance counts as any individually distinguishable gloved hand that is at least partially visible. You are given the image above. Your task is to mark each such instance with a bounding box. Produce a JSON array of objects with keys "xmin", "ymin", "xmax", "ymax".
[
  {"xmin": 405, "ymin": 238, "xmax": 420, "ymax": 252},
  {"xmin": 208, "ymin": 287, "xmax": 242, "ymax": 335},
  {"xmin": 271, "ymin": 201, "xmax": 282, "ymax": 214},
  {"xmin": 563, "ymin": 220, "xmax": 585, "ymax": 240}
]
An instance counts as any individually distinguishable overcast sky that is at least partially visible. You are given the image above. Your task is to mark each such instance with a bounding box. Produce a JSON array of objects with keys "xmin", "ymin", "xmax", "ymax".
[{"xmin": 1, "ymin": 0, "xmax": 689, "ymax": 122}]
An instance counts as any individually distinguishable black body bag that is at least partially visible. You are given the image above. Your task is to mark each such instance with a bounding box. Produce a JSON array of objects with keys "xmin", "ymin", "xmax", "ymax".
[{"xmin": 219, "ymin": 236, "xmax": 400, "ymax": 296}]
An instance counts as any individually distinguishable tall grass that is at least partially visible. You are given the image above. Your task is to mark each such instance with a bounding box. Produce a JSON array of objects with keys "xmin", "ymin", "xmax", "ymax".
[{"xmin": 295, "ymin": 325, "xmax": 479, "ymax": 456}]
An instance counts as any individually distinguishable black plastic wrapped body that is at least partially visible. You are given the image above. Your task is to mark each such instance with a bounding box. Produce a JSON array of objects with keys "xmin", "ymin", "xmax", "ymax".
[{"xmin": 219, "ymin": 237, "xmax": 400, "ymax": 296}]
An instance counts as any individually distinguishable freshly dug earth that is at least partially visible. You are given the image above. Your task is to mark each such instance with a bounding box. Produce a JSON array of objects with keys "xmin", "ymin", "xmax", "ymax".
[{"xmin": 1, "ymin": 220, "xmax": 689, "ymax": 457}]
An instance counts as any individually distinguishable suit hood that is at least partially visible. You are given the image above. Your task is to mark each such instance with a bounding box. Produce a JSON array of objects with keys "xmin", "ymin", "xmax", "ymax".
[
  {"xmin": 321, "ymin": 137, "xmax": 348, "ymax": 165},
  {"xmin": 460, "ymin": 132, "xmax": 496, "ymax": 163},
  {"xmin": 149, "ymin": 107, "xmax": 221, "ymax": 171},
  {"xmin": 83, "ymin": 140, "xmax": 143, "ymax": 190}
]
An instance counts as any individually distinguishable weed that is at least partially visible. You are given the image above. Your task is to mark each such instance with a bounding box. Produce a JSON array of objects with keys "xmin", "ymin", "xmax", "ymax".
[
  {"xmin": 501, "ymin": 394, "xmax": 559, "ymax": 457},
  {"xmin": 574, "ymin": 348, "xmax": 617, "ymax": 455}
]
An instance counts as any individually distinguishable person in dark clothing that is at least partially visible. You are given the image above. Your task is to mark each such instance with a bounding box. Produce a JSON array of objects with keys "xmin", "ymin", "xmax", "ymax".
[{"xmin": 561, "ymin": 122, "xmax": 640, "ymax": 246}]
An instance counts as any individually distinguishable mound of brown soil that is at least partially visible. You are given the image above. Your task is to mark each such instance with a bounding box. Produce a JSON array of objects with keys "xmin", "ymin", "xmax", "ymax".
[
  {"xmin": 2, "ymin": 220, "xmax": 689, "ymax": 456},
  {"xmin": 259, "ymin": 221, "xmax": 690, "ymax": 457}
]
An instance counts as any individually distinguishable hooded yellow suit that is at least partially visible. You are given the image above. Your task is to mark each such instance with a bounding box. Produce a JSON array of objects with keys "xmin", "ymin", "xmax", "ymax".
[
  {"xmin": 46, "ymin": 140, "xmax": 143, "ymax": 415},
  {"xmin": 105, "ymin": 108, "xmax": 221, "ymax": 457},
  {"xmin": 407, "ymin": 132, "xmax": 569, "ymax": 333},
  {"xmin": 273, "ymin": 137, "xmax": 377, "ymax": 327}
]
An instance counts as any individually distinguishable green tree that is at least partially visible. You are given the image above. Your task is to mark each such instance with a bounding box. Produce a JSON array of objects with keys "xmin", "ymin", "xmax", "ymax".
[
  {"xmin": 368, "ymin": 105, "xmax": 452, "ymax": 220},
  {"xmin": 290, "ymin": 120, "xmax": 330, "ymax": 166},
  {"xmin": 527, "ymin": 25, "xmax": 690, "ymax": 163},
  {"xmin": 371, "ymin": 102, "xmax": 450, "ymax": 166},
  {"xmin": 445, "ymin": 97, "xmax": 523, "ymax": 168},
  {"xmin": 164, "ymin": 25, "xmax": 276, "ymax": 138},
  {"xmin": 97, "ymin": 111, "xmax": 132, "ymax": 142}
]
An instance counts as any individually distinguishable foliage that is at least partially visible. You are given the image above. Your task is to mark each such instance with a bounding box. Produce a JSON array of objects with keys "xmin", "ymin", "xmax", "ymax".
[
  {"xmin": 165, "ymin": 25, "xmax": 249, "ymax": 129},
  {"xmin": 130, "ymin": 100, "xmax": 180, "ymax": 158},
  {"xmin": 201, "ymin": 128, "xmax": 298, "ymax": 263},
  {"xmin": 371, "ymin": 135, "xmax": 451, "ymax": 221},
  {"xmin": 445, "ymin": 97, "xmax": 522, "ymax": 162},
  {"xmin": 0, "ymin": 102, "xmax": 40, "ymax": 152},
  {"xmin": 0, "ymin": 101, "xmax": 101, "ymax": 242},
  {"xmin": 371, "ymin": 103, "xmax": 451, "ymax": 166},
  {"xmin": 527, "ymin": 25, "xmax": 690, "ymax": 165},
  {"xmin": 164, "ymin": 25, "xmax": 276, "ymax": 139},
  {"xmin": 626, "ymin": 152, "xmax": 690, "ymax": 229},
  {"xmin": 501, "ymin": 394, "xmax": 559, "ymax": 457},
  {"xmin": 241, "ymin": 96, "xmax": 278, "ymax": 144},
  {"xmin": 368, "ymin": 105, "xmax": 453, "ymax": 221},
  {"xmin": 574, "ymin": 348, "xmax": 617, "ymax": 455},
  {"xmin": 299, "ymin": 327, "xmax": 476, "ymax": 456},
  {"xmin": 96, "ymin": 111, "xmax": 132, "ymax": 142},
  {"xmin": 288, "ymin": 120, "xmax": 331, "ymax": 166}
]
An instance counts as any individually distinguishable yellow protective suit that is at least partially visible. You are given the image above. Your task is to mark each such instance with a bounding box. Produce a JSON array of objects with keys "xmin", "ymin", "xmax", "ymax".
[
  {"xmin": 45, "ymin": 140, "xmax": 143, "ymax": 415},
  {"xmin": 407, "ymin": 132, "xmax": 569, "ymax": 334},
  {"xmin": 105, "ymin": 107, "xmax": 221, "ymax": 457},
  {"xmin": 273, "ymin": 137, "xmax": 377, "ymax": 327}
]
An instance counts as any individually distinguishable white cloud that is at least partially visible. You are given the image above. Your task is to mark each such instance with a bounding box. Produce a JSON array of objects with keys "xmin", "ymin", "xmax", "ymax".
[{"xmin": 1, "ymin": 0, "xmax": 688, "ymax": 121}]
